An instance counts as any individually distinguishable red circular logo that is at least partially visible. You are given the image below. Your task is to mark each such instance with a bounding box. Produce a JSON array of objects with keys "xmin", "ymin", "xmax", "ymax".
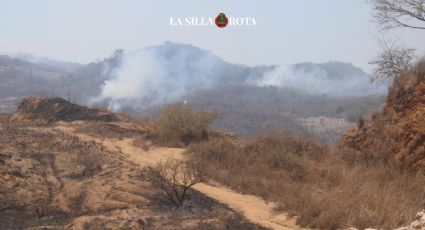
[{"xmin": 215, "ymin": 13, "xmax": 228, "ymax": 28}]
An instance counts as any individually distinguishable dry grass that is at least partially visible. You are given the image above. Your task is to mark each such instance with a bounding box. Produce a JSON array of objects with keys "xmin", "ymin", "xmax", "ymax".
[
  {"xmin": 187, "ymin": 132, "xmax": 425, "ymax": 229},
  {"xmin": 0, "ymin": 123, "xmax": 265, "ymax": 229}
]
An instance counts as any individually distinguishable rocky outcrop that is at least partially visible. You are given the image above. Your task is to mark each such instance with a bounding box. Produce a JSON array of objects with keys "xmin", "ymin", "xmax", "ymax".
[
  {"xmin": 341, "ymin": 61, "xmax": 425, "ymax": 168},
  {"xmin": 9, "ymin": 97, "xmax": 117, "ymax": 123}
]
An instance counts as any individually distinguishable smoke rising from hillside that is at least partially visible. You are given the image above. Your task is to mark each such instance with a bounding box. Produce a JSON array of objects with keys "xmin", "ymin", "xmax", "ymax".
[
  {"xmin": 254, "ymin": 65, "xmax": 387, "ymax": 97},
  {"xmin": 95, "ymin": 42, "xmax": 386, "ymax": 110},
  {"xmin": 96, "ymin": 42, "xmax": 230, "ymax": 110}
]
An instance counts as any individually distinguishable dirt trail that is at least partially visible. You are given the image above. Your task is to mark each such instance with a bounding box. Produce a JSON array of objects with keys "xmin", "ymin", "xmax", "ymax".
[
  {"xmin": 193, "ymin": 183, "xmax": 299, "ymax": 230},
  {"xmin": 57, "ymin": 124, "xmax": 300, "ymax": 230}
]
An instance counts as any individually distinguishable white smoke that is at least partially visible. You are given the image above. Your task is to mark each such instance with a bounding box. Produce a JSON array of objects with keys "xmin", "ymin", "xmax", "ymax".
[
  {"xmin": 253, "ymin": 64, "xmax": 388, "ymax": 97},
  {"xmin": 95, "ymin": 42, "xmax": 387, "ymax": 111},
  {"xmin": 96, "ymin": 42, "xmax": 230, "ymax": 110},
  {"xmin": 256, "ymin": 65, "xmax": 328, "ymax": 92}
]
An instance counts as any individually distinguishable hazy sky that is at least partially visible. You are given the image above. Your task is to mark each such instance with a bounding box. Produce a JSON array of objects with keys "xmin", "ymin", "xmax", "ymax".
[{"xmin": 0, "ymin": 0, "xmax": 423, "ymax": 71}]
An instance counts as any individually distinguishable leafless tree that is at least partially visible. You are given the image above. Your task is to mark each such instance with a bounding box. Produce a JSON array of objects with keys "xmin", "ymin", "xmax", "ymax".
[
  {"xmin": 369, "ymin": 38, "xmax": 416, "ymax": 86},
  {"xmin": 370, "ymin": 0, "xmax": 425, "ymax": 30},
  {"xmin": 141, "ymin": 159, "xmax": 206, "ymax": 207}
]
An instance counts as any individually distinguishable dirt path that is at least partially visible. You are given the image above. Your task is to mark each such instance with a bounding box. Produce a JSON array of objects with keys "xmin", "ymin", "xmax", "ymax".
[
  {"xmin": 193, "ymin": 183, "xmax": 299, "ymax": 230},
  {"xmin": 56, "ymin": 125, "xmax": 300, "ymax": 230}
]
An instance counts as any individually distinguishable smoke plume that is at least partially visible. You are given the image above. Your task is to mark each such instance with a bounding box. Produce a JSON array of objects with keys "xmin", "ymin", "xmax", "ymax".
[
  {"xmin": 95, "ymin": 42, "xmax": 387, "ymax": 110},
  {"xmin": 96, "ymin": 42, "xmax": 234, "ymax": 110},
  {"xmin": 253, "ymin": 64, "xmax": 388, "ymax": 97}
]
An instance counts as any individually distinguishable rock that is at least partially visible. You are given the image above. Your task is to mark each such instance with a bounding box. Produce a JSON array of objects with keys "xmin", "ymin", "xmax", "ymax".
[{"xmin": 395, "ymin": 210, "xmax": 425, "ymax": 230}]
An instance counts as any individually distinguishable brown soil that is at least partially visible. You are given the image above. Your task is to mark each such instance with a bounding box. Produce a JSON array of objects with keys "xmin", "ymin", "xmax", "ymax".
[
  {"xmin": 341, "ymin": 61, "xmax": 425, "ymax": 168},
  {"xmin": 0, "ymin": 97, "xmax": 283, "ymax": 229},
  {"xmin": 56, "ymin": 122, "xmax": 300, "ymax": 230}
]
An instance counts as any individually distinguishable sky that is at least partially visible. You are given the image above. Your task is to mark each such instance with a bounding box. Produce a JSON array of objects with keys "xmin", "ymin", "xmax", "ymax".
[{"xmin": 0, "ymin": 0, "xmax": 424, "ymax": 71}]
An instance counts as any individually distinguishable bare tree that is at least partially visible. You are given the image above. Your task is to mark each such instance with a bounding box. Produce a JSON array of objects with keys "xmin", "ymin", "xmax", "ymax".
[
  {"xmin": 141, "ymin": 159, "xmax": 206, "ymax": 207},
  {"xmin": 370, "ymin": 0, "xmax": 425, "ymax": 30},
  {"xmin": 369, "ymin": 38, "xmax": 416, "ymax": 86}
]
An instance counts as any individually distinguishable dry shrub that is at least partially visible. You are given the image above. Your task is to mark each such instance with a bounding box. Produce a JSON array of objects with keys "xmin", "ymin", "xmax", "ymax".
[
  {"xmin": 188, "ymin": 132, "xmax": 425, "ymax": 229},
  {"xmin": 294, "ymin": 163, "xmax": 425, "ymax": 229},
  {"xmin": 141, "ymin": 158, "xmax": 207, "ymax": 207},
  {"xmin": 414, "ymin": 58, "xmax": 425, "ymax": 81},
  {"xmin": 155, "ymin": 103, "xmax": 217, "ymax": 147}
]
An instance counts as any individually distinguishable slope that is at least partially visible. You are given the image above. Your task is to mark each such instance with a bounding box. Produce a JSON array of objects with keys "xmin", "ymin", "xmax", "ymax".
[{"xmin": 341, "ymin": 60, "xmax": 425, "ymax": 168}]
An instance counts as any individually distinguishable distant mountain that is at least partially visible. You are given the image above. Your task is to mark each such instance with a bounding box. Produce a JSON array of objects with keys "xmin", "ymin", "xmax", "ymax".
[
  {"xmin": 0, "ymin": 42, "xmax": 386, "ymax": 110},
  {"xmin": 0, "ymin": 51, "xmax": 121, "ymax": 112},
  {"xmin": 293, "ymin": 62, "xmax": 368, "ymax": 80},
  {"xmin": 91, "ymin": 42, "xmax": 386, "ymax": 111},
  {"xmin": 0, "ymin": 42, "xmax": 387, "ymax": 139},
  {"xmin": 0, "ymin": 55, "xmax": 65, "ymax": 95},
  {"xmin": 251, "ymin": 61, "xmax": 387, "ymax": 97},
  {"xmin": 0, "ymin": 52, "xmax": 82, "ymax": 72}
]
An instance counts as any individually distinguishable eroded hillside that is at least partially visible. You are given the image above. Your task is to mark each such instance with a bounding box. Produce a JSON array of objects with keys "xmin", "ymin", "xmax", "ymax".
[
  {"xmin": 341, "ymin": 60, "xmax": 425, "ymax": 168},
  {"xmin": 0, "ymin": 98, "xmax": 266, "ymax": 229}
]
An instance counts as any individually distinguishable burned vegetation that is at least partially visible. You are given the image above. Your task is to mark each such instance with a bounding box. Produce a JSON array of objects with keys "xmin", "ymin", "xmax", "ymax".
[{"xmin": 0, "ymin": 97, "xmax": 265, "ymax": 229}]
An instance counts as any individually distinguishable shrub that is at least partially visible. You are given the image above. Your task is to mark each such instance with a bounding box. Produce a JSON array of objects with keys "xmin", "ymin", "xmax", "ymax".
[
  {"xmin": 187, "ymin": 132, "xmax": 425, "ymax": 229},
  {"xmin": 141, "ymin": 159, "xmax": 206, "ymax": 207},
  {"xmin": 155, "ymin": 103, "xmax": 217, "ymax": 147}
]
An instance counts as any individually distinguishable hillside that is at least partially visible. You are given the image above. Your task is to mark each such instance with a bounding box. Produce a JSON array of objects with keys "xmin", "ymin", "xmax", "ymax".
[
  {"xmin": 0, "ymin": 43, "xmax": 386, "ymax": 142},
  {"xmin": 0, "ymin": 42, "xmax": 386, "ymax": 109},
  {"xmin": 341, "ymin": 60, "xmax": 425, "ymax": 168},
  {"xmin": 1, "ymin": 53, "xmax": 81, "ymax": 72},
  {"xmin": 0, "ymin": 51, "xmax": 122, "ymax": 112},
  {"xmin": 0, "ymin": 97, "xmax": 276, "ymax": 229},
  {"xmin": 93, "ymin": 42, "xmax": 386, "ymax": 110},
  {"xmin": 188, "ymin": 85, "xmax": 384, "ymax": 142},
  {"xmin": 1, "ymin": 95, "xmax": 425, "ymax": 229},
  {"xmin": 0, "ymin": 55, "xmax": 69, "ymax": 112}
]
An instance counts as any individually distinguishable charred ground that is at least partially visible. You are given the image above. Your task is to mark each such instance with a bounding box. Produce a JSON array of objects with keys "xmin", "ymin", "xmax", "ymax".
[{"xmin": 0, "ymin": 97, "xmax": 265, "ymax": 230}]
